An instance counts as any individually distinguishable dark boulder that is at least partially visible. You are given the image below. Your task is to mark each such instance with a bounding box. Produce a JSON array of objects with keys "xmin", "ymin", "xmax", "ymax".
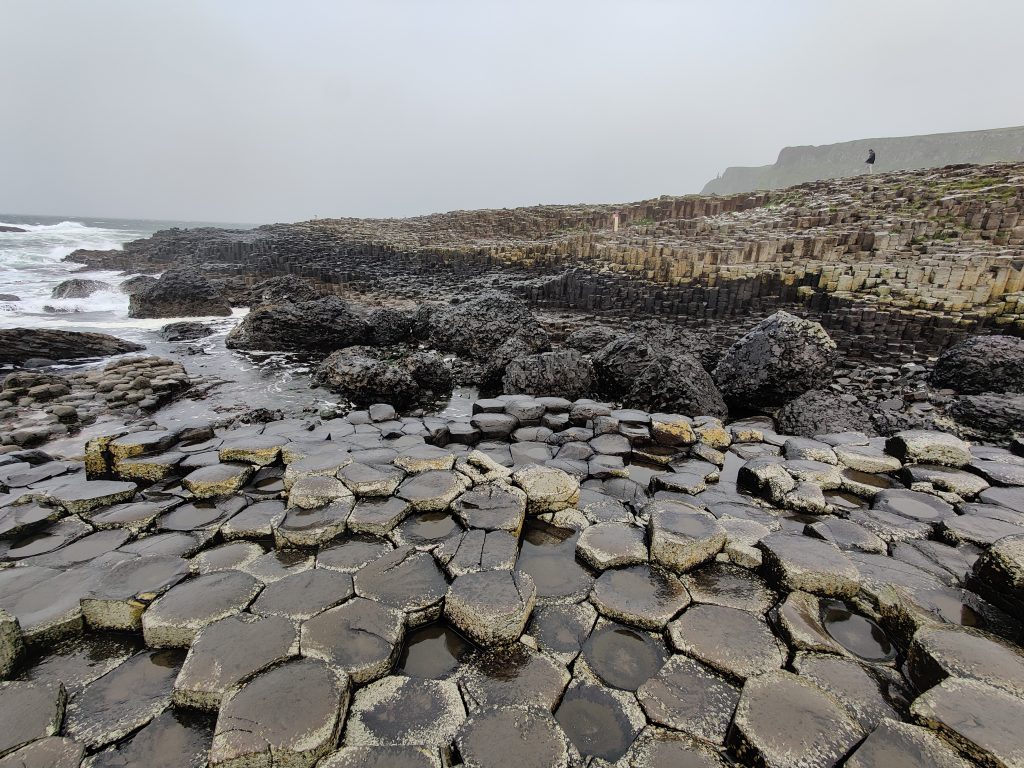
[
  {"xmin": 483, "ymin": 326, "xmax": 551, "ymax": 388},
  {"xmin": 313, "ymin": 346, "xmax": 451, "ymax": 408},
  {"xmin": 367, "ymin": 307, "xmax": 414, "ymax": 346},
  {"xmin": 628, "ymin": 352, "xmax": 727, "ymax": 418},
  {"xmin": 161, "ymin": 321, "xmax": 214, "ymax": 342},
  {"xmin": 0, "ymin": 329, "xmax": 144, "ymax": 364},
  {"xmin": 592, "ymin": 335, "xmax": 726, "ymax": 418},
  {"xmin": 713, "ymin": 311, "xmax": 837, "ymax": 409},
  {"xmin": 50, "ymin": 279, "xmax": 110, "ymax": 299},
  {"xmin": 118, "ymin": 276, "xmax": 158, "ymax": 296},
  {"xmin": 930, "ymin": 335, "xmax": 1024, "ymax": 394},
  {"xmin": 947, "ymin": 393, "xmax": 1024, "ymax": 441},
  {"xmin": 0, "ymin": 225, "xmax": 27, "ymax": 233},
  {"xmin": 225, "ymin": 296, "xmax": 367, "ymax": 353},
  {"xmin": 565, "ymin": 326, "xmax": 620, "ymax": 355},
  {"xmin": 128, "ymin": 268, "xmax": 232, "ymax": 318},
  {"xmin": 628, "ymin": 319, "xmax": 720, "ymax": 371},
  {"xmin": 503, "ymin": 349, "xmax": 595, "ymax": 399},
  {"xmin": 0, "ymin": 294, "xmax": 20, "ymax": 302},
  {"xmin": 236, "ymin": 276, "xmax": 325, "ymax": 308},
  {"xmin": 420, "ymin": 292, "xmax": 546, "ymax": 360},
  {"xmin": 776, "ymin": 389, "xmax": 876, "ymax": 437}
]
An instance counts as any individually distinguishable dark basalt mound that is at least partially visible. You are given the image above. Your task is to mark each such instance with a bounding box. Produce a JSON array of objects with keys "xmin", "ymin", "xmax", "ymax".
[
  {"xmin": 161, "ymin": 322, "xmax": 214, "ymax": 342},
  {"xmin": 419, "ymin": 291, "xmax": 546, "ymax": 360},
  {"xmin": 503, "ymin": 349, "xmax": 595, "ymax": 399},
  {"xmin": 313, "ymin": 346, "xmax": 451, "ymax": 407},
  {"xmin": 948, "ymin": 393, "xmax": 1024, "ymax": 440},
  {"xmin": 367, "ymin": 308, "xmax": 415, "ymax": 346},
  {"xmin": 776, "ymin": 389, "xmax": 877, "ymax": 437},
  {"xmin": 0, "ymin": 329, "xmax": 144, "ymax": 364},
  {"xmin": 118, "ymin": 276, "xmax": 158, "ymax": 296},
  {"xmin": 0, "ymin": 225, "xmax": 27, "ymax": 233},
  {"xmin": 930, "ymin": 335, "xmax": 1024, "ymax": 395},
  {"xmin": 50, "ymin": 279, "xmax": 110, "ymax": 299},
  {"xmin": 714, "ymin": 311, "xmax": 838, "ymax": 410},
  {"xmin": 592, "ymin": 335, "xmax": 726, "ymax": 418},
  {"xmin": 225, "ymin": 296, "xmax": 367, "ymax": 353},
  {"xmin": 128, "ymin": 268, "xmax": 232, "ymax": 319},
  {"xmin": 235, "ymin": 275, "xmax": 325, "ymax": 308}
]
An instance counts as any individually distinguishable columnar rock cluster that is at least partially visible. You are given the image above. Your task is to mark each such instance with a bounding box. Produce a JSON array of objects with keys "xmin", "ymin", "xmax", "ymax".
[
  {"xmin": 66, "ymin": 162, "xmax": 1024, "ymax": 360},
  {"xmin": 2, "ymin": 387, "xmax": 1023, "ymax": 766}
]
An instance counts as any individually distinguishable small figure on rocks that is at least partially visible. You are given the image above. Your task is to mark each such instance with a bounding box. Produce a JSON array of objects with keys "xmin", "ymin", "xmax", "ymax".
[{"xmin": 865, "ymin": 148, "xmax": 876, "ymax": 174}]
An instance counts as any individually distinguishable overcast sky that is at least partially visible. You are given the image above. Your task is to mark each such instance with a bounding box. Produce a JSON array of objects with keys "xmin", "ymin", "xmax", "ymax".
[{"xmin": 2, "ymin": 1, "xmax": 1022, "ymax": 223}]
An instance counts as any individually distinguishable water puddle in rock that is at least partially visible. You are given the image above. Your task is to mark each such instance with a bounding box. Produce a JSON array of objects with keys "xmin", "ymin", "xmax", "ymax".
[
  {"xmin": 554, "ymin": 684, "xmax": 636, "ymax": 761},
  {"xmin": 581, "ymin": 623, "xmax": 667, "ymax": 691},
  {"xmin": 397, "ymin": 622, "xmax": 474, "ymax": 678},
  {"xmin": 395, "ymin": 512, "xmax": 461, "ymax": 546},
  {"xmin": 824, "ymin": 491, "xmax": 867, "ymax": 510},
  {"xmin": 821, "ymin": 599, "xmax": 896, "ymax": 662},
  {"xmin": 516, "ymin": 521, "xmax": 593, "ymax": 601}
]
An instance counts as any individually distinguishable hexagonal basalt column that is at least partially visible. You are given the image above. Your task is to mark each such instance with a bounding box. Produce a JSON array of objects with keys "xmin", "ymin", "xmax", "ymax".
[{"xmin": 444, "ymin": 570, "xmax": 536, "ymax": 647}]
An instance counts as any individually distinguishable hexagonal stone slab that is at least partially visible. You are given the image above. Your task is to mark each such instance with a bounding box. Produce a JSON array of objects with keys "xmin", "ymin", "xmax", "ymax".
[
  {"xmin": 16, "ymin": 634, "xmax": 137, "ymax": 697},
  {"xmin": 250, "ymin": 568, "xmax": 354, "ymax": 621},
  {"xmin": 209, "ymin": 658, "xmax": 347, "ymax": 768},
  {"xmin": 452, "ymin": 482, "xmax": 527, "ymax": 534},
  {"xmin": 275, "ymin": 499, "xmax": 353, "ymax": 547},
  {"xmin": 791, "ymin": 652, "xmax": 898, "ymax": 732},
  {"xmin": 617, "ymin": 727, "xmax": 729, "ymax": 768},
  {"xmin": 590, "ymin": 565, "xmax": 690, "ymax": 630},
  {"xmin": 82, "ymin": 554, "xmax": 190, "ymax": 631},
  {"xmin": 636, "ymin": 655, "xmax": 740, "ymax": 745},
  {"xmin": 0, "ymin": 565, "xmax": 102, "ymax": 643},
  {"xmin": 174, "ymin": 613, "xmax": 298, "ymax": 710},
  {"xmin": 576, "ymin": 523, "xmax": 647, "ymax": 570},
  {"xmin": 911, "ymin": 677, "xmax": 1024, "ymax": 768},
  {"xmin": 908, "ymin": 624, "xmax": 1024, "ymax": 699},
  {"xmin": 648, "ymin": 503, "xmax": 726, "ymax": 573},
  {"xmin": 397, "ymin": 470, "xmax": 468, "ymax": 512},
  {"xmin": 527, "ymin": 602, "xmax": 598, "ymax": 664},
  {"xmin": 142, "ymin": 570, "xmax": 262, "ymax": 648},
  {"xmin": 354, "ymin": 546, "xmax": 447, "ymax": 625},
  {"xmin": 580, "ymin": 620, "xmax": 668, "ymax": 692},
  {"xmin": 317, "ymin": 746, "xmax": 441, "ymax": 768},
  {"xmin": 348, "ymin": 497, "xmax": 412, "ymax": 535},
  {"xmin": 553, "ymin": 680, "xmax": 646, "ymax": 763},
  {"xmin": 516, "ymin": 522, "xmax": 594, "ymax": 605},
  {"xmin": 81, "ymin": 707, "xmax": 212, "ymax": 768},
  {"xmin": 343, "ymin": 676, "xmax": 466, "ymax": 754},
  {"xmin": 301, "ymin": 597, "xmax": 405, "ymax": 684},
  {"xmin": 64, "ymin": 649, "xmax": 182, "ymax": 749},
  {"xmin": 845, "ymin": 720, "xmax": 972, "ymax": 768},
  {"xmin": 338, "ymin": 463, "xmax": 405, "ymax": 497},
  {"xmin": 680, "ymin": 563, "xmax": 778, "ymax": 614},
  {"xmin": 758, "ymin": 533, "xmax": 860, "ymax": 598},
  {"xmin": 0, "ymin": 736, "xmax": 84, "ymax": 768},
  {"xmin": 454, "ymin": 706, "xmax": 579, "ymax": 768},
  {"xmin": 511, "ymin": 465, "xmax": 580, "ymax": 513},
  {"xmin": 191, "ymin": 541, "xmax": 265, "ymax": 575},
  {"xmin": 287, "ymin": 475, "xmax": 354, "ymax": 510},
  {"xmin": 181, "ymin": 463, "xmax": 254, "ymax": 499},
  {"xmin": 727, "ymin": 669, "xmax": 864, "ymax": 768},
  {"xmin": 283, "ymin": 450, "xmax": 352, "ymax": 490},
  {"xmin": 885, "ymin": 430, "xmax": 972, "ymax": 468},
  {"xmin": 667, "ymin": 605, "xmax": 785, "ymax": 681},
  {"xmin": 45, "ymin": 479, "xmax": 137, "ymax": 515},
  {"xmin": 0, "ymin": 682, "xmax": 66, "ymax": 757},
  {"xmin": 873, "ymin": 489, "xmax": 954, "ymax": 523},
  {"xmin": 317, "ymin": 537, "xmax": 392, "ymax": 573},
  {"xmin": 217, "ymin": 435, "xmax": 286, "ymax": 466},
  {"xmin": 394, "ymin": 445, "xmax": 456, "ymax": 473},
  {"xmin": 444, "ymin": 570, "xmax": 536, "ymax": 647},
  {"xmin": 457, "ymin": 644, "xmax": 570, "ymax": 713}
]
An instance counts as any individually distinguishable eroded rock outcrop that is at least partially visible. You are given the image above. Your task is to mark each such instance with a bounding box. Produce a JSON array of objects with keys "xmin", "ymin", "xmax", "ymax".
[
  {"xmin": 128, "ymin": 268, "xmax": 232, "ymax": 319},
  {"xmin": 714, "ymin": 311, "xmax": 837, "ymax": 410},
  {"xmin": 0, "ymin": 329, "xmax": 144, "ymax": 364},
  {"xmin": 930, "ymin": 335, "xmax": 1024, "ymax": 394},
  {"xmin": 226, "ymin": 296, "xmax": 367, "ymax": 352}
]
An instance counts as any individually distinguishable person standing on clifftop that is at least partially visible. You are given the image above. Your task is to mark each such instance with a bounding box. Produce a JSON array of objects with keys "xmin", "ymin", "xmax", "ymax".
[{"xmin": 865, "ymin": 148, "xmax": 876, "ymax": 174}]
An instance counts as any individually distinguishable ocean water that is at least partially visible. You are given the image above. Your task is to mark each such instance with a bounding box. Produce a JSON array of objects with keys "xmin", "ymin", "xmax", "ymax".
[
  {"xmin": 0, "ymin": 213, "xmax": 250, "ymax": 334},
  {"xmin": 0, "ymin": 213, "xmax": 327, "ymax": 423},
  {"xmin": 0, "ymin": 214, "xmax": 477, "ymax": 427}
]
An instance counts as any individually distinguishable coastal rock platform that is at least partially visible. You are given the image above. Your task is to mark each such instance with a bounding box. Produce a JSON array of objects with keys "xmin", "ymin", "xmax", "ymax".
[{"xmin": 2, "ymin": 391, "xmax": 1023, "ymax": 767}]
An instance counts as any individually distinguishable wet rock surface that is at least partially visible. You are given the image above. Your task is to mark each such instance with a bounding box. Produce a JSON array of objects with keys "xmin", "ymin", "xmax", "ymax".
[{"xmin": 1, "ymin": 390, "xmax": 1023, "ymax": 767}]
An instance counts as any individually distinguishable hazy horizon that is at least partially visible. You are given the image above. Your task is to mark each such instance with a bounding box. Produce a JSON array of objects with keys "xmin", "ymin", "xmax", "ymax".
[{"xmin": 3, "ymin": 0, "xmax": 1023, "ymax": 224}]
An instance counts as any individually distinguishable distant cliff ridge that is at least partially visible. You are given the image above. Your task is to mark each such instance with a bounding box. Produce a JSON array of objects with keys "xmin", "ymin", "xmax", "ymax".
[{"xmin": 702, "ymin": 125, "xmax": 1024, "ymax": 195}]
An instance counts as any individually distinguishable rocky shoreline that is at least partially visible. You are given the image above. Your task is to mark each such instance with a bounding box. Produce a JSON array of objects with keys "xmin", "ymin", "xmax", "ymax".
[{"xmin": 1, "ymin": 163, "xmax": 1023, "ymax": 767}]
